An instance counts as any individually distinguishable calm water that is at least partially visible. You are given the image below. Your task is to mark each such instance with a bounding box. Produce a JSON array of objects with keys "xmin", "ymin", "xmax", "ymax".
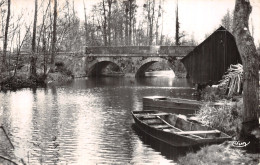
[{"xmin": 0, "ymin": 77, "xmax": 197, "ymax": 164}]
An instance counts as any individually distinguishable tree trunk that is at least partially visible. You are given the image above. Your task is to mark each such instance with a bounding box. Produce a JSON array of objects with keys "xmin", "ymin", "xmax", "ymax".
[
  {"xmin": 125, "ymin": 2, "xmax": 129, "ymax": 46},
  {"xmin": 30, "ymin": 0, "xmax": 38, "ymax": 78},
  {"xmin": 102, "ymin": 0, "xmax": 107, "ymax": 46},
  {"xmin": 119, "ymin": 19, "xmax": 123, "ymax": 45},
  {"xmin": 233, "ymin": 0, "xmax": 259, "ymax": 139},
  {"xmin": 133, "ymin": 17, "xmax": 136, "ymax": 45},
  {"xmin": 83, "ymin": 0, "xmax": 88, "ymax": 45},
  {"xmin": 114, "ymin": 24, "xmax": 118, "ymax": 46},
  {"xmin": 129, "ymin": 0, "xmax": 132, "ymax": 46},
  {"xmin": 43, "ymin": 25, "xmax": 47, "ymax": 75},
  {"xmin": 51, "ymin": 0, "xmax": 57, "ymax": 65},
  {"xmin": 155, "ymin": 0, "xmax": 161, "ymax": 45},
  {"xmin": 13, "ymin": 30, "xmax": 21, "ymax": 78},
  {"xmin": 107, "ymin": 0, "xmax": 112, "ymax": 46},
  {"xmin": 175, "ymin": 0, "xmax": 180, "ymax": 46},
  {"xmin": 2, "ymin": 0, "xmax": 10, "ymax": 71},
  {"xmin": 148, "ymin": 0, "xmax": 155, "ymax": 45},
  {"xmin": 91, "ymin": 14, "xmax": 95, "ymax": 46},
  {"xmin": 160, "ymin": 0, "xmax": 164, "ymax": 45}
]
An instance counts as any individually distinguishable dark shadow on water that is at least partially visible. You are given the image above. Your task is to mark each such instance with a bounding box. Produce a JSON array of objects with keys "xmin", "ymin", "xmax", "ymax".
[{"xmin": 131, "ymin": 124, "xmax": 200, "ymax": 162}]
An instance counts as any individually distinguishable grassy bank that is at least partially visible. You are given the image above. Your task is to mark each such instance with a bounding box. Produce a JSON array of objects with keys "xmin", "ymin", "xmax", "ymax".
[
  {"xmin": 46, "ymin": 72, "xmax": 73, "ymax": 85},
  {"xmin": 194, "ymin": 100, "xmax": 243, "ymax": 136},
  {"xmin": 0, "ymin": 73, "xmax": 46, "ymax": 91},
  {"xmin": 0, "ymin": 62, "xmax": 73, "ymax": 91},
  {"xmin": 178, "ymin": 96, "xmax": 260, "ymax": 164},
  {"xmin": 178, "ymin": 142, "xmax": 259, "ymax": 165}
]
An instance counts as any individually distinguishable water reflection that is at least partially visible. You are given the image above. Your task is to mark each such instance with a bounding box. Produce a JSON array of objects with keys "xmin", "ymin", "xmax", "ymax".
[
  {"xmin": 136, "ymin": 77, "xmax": 193, "ymax": 87},
  {"xmin": 0, "ymin": 77, "xmax": 196, "ymax": 164}
]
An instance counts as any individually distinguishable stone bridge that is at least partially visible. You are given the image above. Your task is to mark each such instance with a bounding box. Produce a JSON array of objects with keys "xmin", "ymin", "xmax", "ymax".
[{"xmin": 55, "ymin": 46, "xmax": 195, "ymax": 78}]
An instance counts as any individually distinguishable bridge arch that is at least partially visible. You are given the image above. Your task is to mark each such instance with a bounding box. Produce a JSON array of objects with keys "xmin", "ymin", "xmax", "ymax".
[
  {"xmin": 87, "ymin": 58, "xmax": 123, "ymax": 77},
  {"xmin": 135, "ymin": 57, "xmax": 176, "ymax": 77}
]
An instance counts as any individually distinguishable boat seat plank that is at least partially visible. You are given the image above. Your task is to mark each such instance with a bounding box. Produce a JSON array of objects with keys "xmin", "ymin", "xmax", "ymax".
[
  {"xmin": 133, "ymin": 110, "xmax": 158, "ymax": 113},
  {"xmin": 152, "ymin": 125, "xmax": 172, "ymax": 129},
  {"xmin": 156, "ymin": 116, "xmax": 204, "ymax": 139},
  {"xmin": 148, "ymin": 122, "xmax": 164, "ymax": 125},
  {"xmin": 175, "ymin": 130, "xmax": 220, "ymax": 135},
  {"xmin": 140, "ymin": 116, "xmax": 158, "ymax": 120},
  {"xmin": 145, "ymin": 113, "xmax": 169, "ymax": 116},
  {"xmin": 136, "ymin": 113, "xmax": 168, "ymax": 118}
]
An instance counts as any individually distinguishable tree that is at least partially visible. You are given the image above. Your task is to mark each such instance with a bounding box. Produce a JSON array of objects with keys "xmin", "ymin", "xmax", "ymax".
[
  {"xmin": 107, "ymin": 0, "xmax": 112, "ymax": 46},
  {"xmin": 124, "ymin": 0, "xmax": 129, "ymax": 45},
  {"xmin": 51, "ymin": 0, "xmax": 57, "ymax": 65},
  {"xmin": 175, "ymin": 0, "xmax": 179, "ymax": 45},
  {"xmin": 83, "ymin": 0, "xmax": 88, "ymax": 45},
  {"xmin": 2, "ymin": 0, "xmax": 10, "ymax": 71},
  {"xmin": 181, "ymin": 33, "xmax": 197, "ymax": 46},
  {"xmin": 159, "ymin": 0, "xmax": 165, "ymax": 45},
  {"xmin": 221, "ymin": 9, "xmax": 233, "ymax": 32},
  {"xmin": 155, "ymin": 0, "xmax": 162, "ymax": 45},
  {"xmin": 30, "ymin": 0, "xmax": 38, "ymax": 77},
  {"xmin": 102, "ymin": 0, "xmax": 108, "ymax": 46},
  {"xmin": 128, "ymin": 0, "xmax": 137, "ymax": 45},
  {"xmin": 143, "ymin": 0, "xmax": 155, "ymax": 45},
  {"xmin": 233, "ymin": 0, "xmax": 259, "ymax": 139},
  {"xmin": 175, "ymin": 0, "xmax": 185, "ymax": 46},
  {"xmin": 13, "ymin": 26, "xmax": 31, "ymax": 77},
  {"xmin": 148, "ymin": 0, "xmax": 155, "ymax": 45}
]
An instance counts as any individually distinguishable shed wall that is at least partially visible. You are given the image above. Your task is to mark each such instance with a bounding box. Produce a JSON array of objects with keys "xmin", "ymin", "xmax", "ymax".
[{"xmin": 182, "ymin": 28, "xmax": 241, "ymax": 85}]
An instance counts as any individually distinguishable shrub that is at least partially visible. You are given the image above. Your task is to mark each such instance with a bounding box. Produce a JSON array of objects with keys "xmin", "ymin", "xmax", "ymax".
[
  {"xmin": 55, "ymin": 61, "xmax": 64, "ymax": 67},
  {"xmin": 178, "ymin": 142, "xmax": 258, "ymax": 165},
  {"xmin": 200, "ymin": 86, "xmax": 222, "ymax": 102}
]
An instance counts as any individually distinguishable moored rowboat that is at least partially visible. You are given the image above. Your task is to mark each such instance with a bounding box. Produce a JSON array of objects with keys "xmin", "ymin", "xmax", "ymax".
[
  {"xmin": 143, "ymin": 96, "xmax": 233, "ymax": 116},
  {"xmin": 143, "ymin": 96, "xmax": 202, "ymax": 116},
  {"xmin": 132, "ymin": 110, "xmax": 231, "ymax": 147}
]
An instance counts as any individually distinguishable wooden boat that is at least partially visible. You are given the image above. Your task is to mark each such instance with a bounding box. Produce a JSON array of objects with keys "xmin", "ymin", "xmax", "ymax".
[
  {"xmin": 143, "ymin": 96, "xmax": 233, "ymax": 116},
  {"xmin": 143, "ymin": 96, "xmax": 202, "ymax": 116},
  {"xmin": 132, "ymin": 110, "xmax": 231, "ymax": 147}
]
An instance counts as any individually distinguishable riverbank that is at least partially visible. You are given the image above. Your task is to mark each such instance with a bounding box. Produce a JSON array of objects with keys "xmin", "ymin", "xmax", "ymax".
[
  {"xmin": 0, "ymin": 73, "xmax": 46, "ymax": 91},
  {"xmin": 178, "ymin": 142, "xmax": 260, "ymax": 164},
  {"xmin": 177, "ymin": 85, "xmax": 260, "ymax": 164},
  {"xmin": 45, "ymin": 72, "xmax": 73, "ymax": 85},
  {"xmin": 0, "ymin": 73, "xmax": 73, "ymax": 91},
  {"xmin": 0, "ymin": 64, "xmax": 73, "ymax": 91}
]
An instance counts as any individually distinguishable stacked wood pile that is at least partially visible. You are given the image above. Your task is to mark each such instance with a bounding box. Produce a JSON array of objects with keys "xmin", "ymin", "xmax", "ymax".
[{"xmin": 218, "ymin": 64, "xmax": 243, "ymax": 97}]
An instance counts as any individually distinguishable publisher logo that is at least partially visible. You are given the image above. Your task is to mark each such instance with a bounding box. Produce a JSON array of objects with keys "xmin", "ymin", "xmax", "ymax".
[{"xmin": 231, "ymin": 141, "xmax": 250, "ymax": 148}]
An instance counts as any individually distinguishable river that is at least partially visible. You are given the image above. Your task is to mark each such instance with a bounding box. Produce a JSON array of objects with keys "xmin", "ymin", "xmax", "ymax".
[{"xmin": 0, "ymin": 77, "xmax": 198, "ymax": 164}]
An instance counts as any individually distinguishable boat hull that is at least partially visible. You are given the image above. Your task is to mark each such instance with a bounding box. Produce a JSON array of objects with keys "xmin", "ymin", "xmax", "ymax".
[
  {"xmin": 143, "ymin": 96, "xmax": 202, "ymax": 116},
  {"xmin": 132, "ymin": 115, "xmax": 198, "ymax": 147},
  {"xmin": 132, "ymin": 111, "xmax": 232, "ymax": 147}
]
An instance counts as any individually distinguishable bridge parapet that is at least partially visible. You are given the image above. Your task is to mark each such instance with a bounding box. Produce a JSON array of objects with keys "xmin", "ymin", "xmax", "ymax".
[{"xmin": 85, "ymin": 46, "xmax": 195, "ymax": 57}]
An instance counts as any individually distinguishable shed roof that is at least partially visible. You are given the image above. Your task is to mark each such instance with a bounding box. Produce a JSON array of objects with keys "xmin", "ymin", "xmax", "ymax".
[
  {"xmin": 181, "ymin": 26, "xmax": 229, "ymax": 62},
  {"xmin": 181, "ymin": 26, "xmax": 242, "ymax": 85}
]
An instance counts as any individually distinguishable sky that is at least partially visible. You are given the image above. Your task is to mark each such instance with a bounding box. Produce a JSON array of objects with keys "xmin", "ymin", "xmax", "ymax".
[{"xmin": 9, "ymin": 0, "xmax": 260, "ymax": 46}]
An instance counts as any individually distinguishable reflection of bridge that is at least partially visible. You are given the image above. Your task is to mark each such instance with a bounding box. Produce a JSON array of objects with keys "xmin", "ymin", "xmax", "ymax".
[{"xmin": 84, "ymin": 46, "xmax": 195, "ymax": 77}]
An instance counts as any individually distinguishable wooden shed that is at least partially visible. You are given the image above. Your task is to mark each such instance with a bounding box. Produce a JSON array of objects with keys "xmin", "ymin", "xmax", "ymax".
[{"xmin": 181, "ymin": 26, "xmax": 242, "ymax": 86}]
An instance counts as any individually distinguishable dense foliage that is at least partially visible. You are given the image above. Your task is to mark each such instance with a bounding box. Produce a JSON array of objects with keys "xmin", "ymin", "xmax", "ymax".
[
  {"xmin": 178, "ymin": 142, "xmax": 259, "ymax": 165},
  {"xmin": 195, "ymin": 100, "xmax": 243, "ymax": 136}
]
